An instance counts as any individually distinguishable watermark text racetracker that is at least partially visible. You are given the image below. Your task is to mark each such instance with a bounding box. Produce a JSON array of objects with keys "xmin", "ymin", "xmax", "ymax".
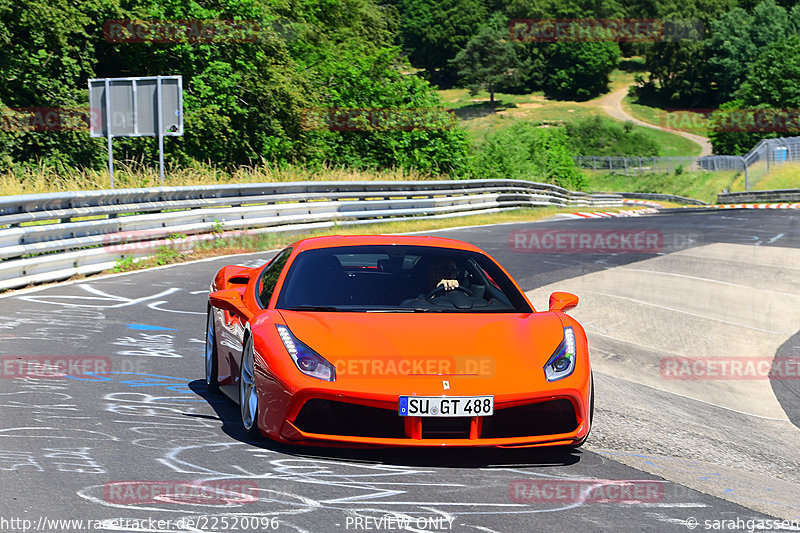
[
  {"xmin": 661, "ymin": 357, "xmax": 800, "ymax": 380},
  {"xmin": 509, "ymin": 479, "xmax": 664, "ymax": 503},
  {"xmin": 330, "ymin": 356, "xmax": 495, "ymax": 378},
  {"xmin": 510, "ymin": 229, "xmax": 663, "ymax": 253},
  {"xmin": 509, "ymin": 18, "xmax": 704, "ymax": 42},
  {"xmin": 0, "ymin": 107, "xmax": 94, "ymax": 132},
  {"xmin": 662, "ymin": 107, "xmax": 800, "ymax": 133},
  {"xmin": 1, "ymin": 356, "xmax": 111, "ymax": 379},
  {"xmin": 301, "ymin": 107, "xmax": 457, "ymax": 132},
  {"xmin": 104, "ymin": 20, "xmax": 261, "ymax": 43},
  {"xmin": 104, "ymin": 480, "xmax": 258, "ymax": 505}
]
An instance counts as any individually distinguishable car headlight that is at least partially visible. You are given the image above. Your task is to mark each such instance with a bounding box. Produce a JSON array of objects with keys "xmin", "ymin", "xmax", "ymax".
[
  {"xmin": 544, "ymin": 327, "xmax": 576, "ymax": 382},
  {"xmin": 276, "ymin": 325, "xmax": 336, "ymax": 381}
]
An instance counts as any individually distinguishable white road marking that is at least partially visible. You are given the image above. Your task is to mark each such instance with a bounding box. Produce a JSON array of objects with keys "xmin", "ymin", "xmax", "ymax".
[
  {"xmin": 577, "ymin": 289, "xmax": 784, "ymax": 334},
  {"xmin": 20, "ymin": 284, "xmax": 179, "ymax": 309},
  {"xmin": 147, "ymin": 300, "xmax": 205, "ymax": 315},
  {"xmin": 586, "ymin": 369, "xmax": 790, "ymax": 422}
]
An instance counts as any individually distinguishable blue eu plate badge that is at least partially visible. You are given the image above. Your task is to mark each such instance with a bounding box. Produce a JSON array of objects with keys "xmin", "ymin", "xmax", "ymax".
[{"xmin": 398, "ymin": 396, "xmax": 408, "ymax": 416}]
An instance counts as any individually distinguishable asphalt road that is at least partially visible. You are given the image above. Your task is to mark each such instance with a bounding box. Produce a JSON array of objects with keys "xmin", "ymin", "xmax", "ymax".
[{"xmin": 0, "ymin": 209, "xmax": 798, "ymax": 533}]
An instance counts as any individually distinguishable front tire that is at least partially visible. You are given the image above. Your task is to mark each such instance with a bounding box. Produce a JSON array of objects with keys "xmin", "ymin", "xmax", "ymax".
[
  {"xmin": 239, "ymin": 334, "xmax": 261, "ymax": 438},
  {"xmin": 205, "ymin": 306, "xmax": 219, "ymax": 393}
]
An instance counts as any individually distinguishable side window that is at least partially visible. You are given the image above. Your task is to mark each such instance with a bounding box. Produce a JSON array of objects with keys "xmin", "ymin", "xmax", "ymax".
[{"xmin": 258, "ymin": 248, "xmax": 292, "ymax": 308}]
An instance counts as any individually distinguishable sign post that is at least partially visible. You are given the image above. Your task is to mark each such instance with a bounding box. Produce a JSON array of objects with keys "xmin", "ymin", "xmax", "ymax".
[{"xmin": 89, "ymin": 75, "xmax": 183, "ymax": 187}]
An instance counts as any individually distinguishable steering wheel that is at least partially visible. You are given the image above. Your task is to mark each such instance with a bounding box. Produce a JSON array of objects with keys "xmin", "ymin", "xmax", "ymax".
[{"xmin": 426, "ymin": 285, "xmax": 474, "ymax": 299}]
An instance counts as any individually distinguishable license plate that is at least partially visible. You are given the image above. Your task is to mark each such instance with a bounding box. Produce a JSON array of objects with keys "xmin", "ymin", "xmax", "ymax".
[{"xmin": 398, "ymin": 396, "xmax": 493, "ymax": 417}]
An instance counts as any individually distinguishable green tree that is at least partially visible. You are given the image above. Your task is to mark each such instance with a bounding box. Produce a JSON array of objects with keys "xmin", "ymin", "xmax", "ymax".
[
  {"xmin": 450, "ymin": 13, "xmax": 520, "ymax": 107},
  {"xmin": 0, "ymin": 0, "xmax": 472, "ymax": 175},
  {"xmin": 737, "ymin": 34, "xmax": 800, "ymax": 107},
  {"xmin": 707, "ymin": 1, "xmax": 792, "ymax": 104},
  {"xmin": 543, "ymin": 40, "xmax": 620, "ymax": 100},
  {"xmin": 304, "ymin": 45, "xmax": 472, "ymax": 175},
  {"xmin": 395, "ymin": 0, "xmax": 488, "ymax": 81},
  {"xmin": 637, "ymin": 0, "xmax": 735, "ymax": 106},
  {"xmin": 706, "ymin": 100, "xmax": 764, "ymax": 154},
  {"xmin": 706, "ymin": 8, "xmax": 755, "ymax": 103},
  {"xmin": 0, "ymin": 0, "xmax": 122, "ymax": 168},
  {"xmin": 710, "ymin": 35, "xmax": 800, "ymax": 154}
]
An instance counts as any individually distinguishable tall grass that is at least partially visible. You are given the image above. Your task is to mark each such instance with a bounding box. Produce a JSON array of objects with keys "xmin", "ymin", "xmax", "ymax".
[
  {"xmin": 585, "ymin": 169, "xmax": 742, "ymax": 204},
  {"xmin": 0, "ymin": 160, "xmax": 444, "ymax": 196},
  {"xmin": 752, "ymin": 162, "xmax": 800, "ymax": 191}
]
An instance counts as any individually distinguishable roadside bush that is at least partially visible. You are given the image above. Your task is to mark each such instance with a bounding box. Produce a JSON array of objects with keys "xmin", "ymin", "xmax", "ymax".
[
  {"xmin": 469, "ymin": 122, "xmax": 586, "ymax": 190},
  {"xmin": 565, "ymin": 116, "xmax": 661, "ymax": 157}
]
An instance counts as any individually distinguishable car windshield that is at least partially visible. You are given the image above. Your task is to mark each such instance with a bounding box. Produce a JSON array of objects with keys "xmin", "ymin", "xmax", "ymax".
[{"xmin": 275, "ymin": 245, "xmax": 532, "ymax": 313}]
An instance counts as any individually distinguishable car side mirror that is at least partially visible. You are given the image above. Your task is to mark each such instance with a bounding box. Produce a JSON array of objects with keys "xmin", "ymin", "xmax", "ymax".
[
  {"xmin": 549, "ymin": 292, "xmax": 579, "ymax": 313},
  {"xmin": 209, "ymin": 288, "xmax": 253, "ymax": 321}
]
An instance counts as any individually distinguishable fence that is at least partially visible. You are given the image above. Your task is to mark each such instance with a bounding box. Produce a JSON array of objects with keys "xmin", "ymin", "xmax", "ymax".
[
  {"xmin": 709, "ymin": 137, "xmax": 800, "ymax": 188},
  {"xmin": 574, "ymin": 156, "xmax": 702, "ymax": 175},
  {"xmin": 0, "ymin": 179, "xmax": 623, "ymax": 291},
  {"xmin": 575, "ymin": 136, "xmax": 800, "ymax": 190}
]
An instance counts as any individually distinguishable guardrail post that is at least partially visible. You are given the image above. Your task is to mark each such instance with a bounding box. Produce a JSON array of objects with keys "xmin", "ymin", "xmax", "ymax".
[
  {"xmin": 104, "ymin": 78, "xmax": 114, "ymax": 188},
  {"xmin": 740, "ymin": 156, "xmax": 749, "ymax": 191},
  {"xmin": 157, "ymin": 75, "xmax": 165, "ymax": 185}
]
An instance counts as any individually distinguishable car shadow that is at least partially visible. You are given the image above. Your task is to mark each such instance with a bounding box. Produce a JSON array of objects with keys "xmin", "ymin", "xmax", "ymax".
[{"xmin": 189, "ymin": 380, "xmax": 583, "ymax": 468}]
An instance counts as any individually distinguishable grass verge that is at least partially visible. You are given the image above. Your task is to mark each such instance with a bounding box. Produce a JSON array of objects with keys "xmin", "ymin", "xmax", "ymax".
[
  {"xmin": 752, "ymin": 163, "xmax": 800, "ymax": 190},
  {"xmin": 586, "ymin": 170, "xmax": 741, "ymax": 204}
]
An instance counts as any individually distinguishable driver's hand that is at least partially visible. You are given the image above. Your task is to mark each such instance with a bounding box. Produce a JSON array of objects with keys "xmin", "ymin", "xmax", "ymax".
[{"xmin": 437, "ymin": 279, "xmax": 458, "ymax": 291}]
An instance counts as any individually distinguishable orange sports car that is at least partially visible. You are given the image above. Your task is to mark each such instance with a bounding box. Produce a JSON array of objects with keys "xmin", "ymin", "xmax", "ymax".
[{"xmin": 205, "ymin": 235, "xmax": 593, "ymax": 447}]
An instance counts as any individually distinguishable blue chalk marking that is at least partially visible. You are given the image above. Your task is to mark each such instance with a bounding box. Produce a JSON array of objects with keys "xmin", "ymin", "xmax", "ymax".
[
  {"xmin": 65, "ymin": 371, "xmax": 195, "ymax": 393},
  {"xmin": 128, "ymin": 324, "xmax": 178, "ymax": 331}
]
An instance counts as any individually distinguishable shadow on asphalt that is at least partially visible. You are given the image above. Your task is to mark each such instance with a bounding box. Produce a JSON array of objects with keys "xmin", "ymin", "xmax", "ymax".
[{"xmin": 188, "ymin": 379, "xmax": 583, "ymax": 468}]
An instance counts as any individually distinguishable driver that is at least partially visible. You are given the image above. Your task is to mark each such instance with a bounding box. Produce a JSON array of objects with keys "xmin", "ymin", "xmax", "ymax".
[{"xmin": 425, "ymin": 256, "xmax": 459, "ymax": 293}]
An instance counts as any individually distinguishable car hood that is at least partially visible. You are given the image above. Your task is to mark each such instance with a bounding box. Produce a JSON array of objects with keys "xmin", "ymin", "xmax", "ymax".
[{"xmin": 276, "ymin": 311, "xmax": 566, "ymax": 394}]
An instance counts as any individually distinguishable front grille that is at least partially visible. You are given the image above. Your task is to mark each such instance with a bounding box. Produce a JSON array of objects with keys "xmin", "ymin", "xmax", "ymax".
[
  {"xmin": 421, "ymin": 417, "xmax": 471, "ymax": 439},
  {"xmin": 293, "ymin": 398, "xmax": 578, "ymax": 441},
  {"xmin": 481, "ymin": 399, "xmax": 577, "ymax": 439},
  {"xmin": 294, "ymin": 399, "xmax": 406, "ymax": 438}
]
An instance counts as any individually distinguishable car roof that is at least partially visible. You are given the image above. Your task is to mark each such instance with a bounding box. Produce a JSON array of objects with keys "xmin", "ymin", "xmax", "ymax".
[{"xmin": 288, "ymin": 234, "xmax": 484, "ymax": 254}]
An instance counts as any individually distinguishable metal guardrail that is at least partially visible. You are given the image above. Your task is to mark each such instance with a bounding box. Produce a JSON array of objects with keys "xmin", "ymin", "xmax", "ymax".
[
  {"xmin": 716, "ymin": 188, "xmax": 800, "ymax": 203},
  {"xmin": 615, "ymin": 192, "xmax": 708, "ymax": 205},
  {"xmin": 0, "ymin": 180, "xmax": 624, "ymax": 291}
]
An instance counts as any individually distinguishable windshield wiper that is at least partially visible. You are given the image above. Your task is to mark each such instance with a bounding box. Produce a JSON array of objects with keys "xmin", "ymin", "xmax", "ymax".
[{"xmin": 282, "ymin": 305, "xmax": 344, "ymax": 312}]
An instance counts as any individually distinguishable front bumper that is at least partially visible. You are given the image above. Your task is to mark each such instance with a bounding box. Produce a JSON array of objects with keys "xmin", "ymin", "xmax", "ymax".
[{"xmin": 277, "ymin": 394, "xmax": 588, "ymax": 447}]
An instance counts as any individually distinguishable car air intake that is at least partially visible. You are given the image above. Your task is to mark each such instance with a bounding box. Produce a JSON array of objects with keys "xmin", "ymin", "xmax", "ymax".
[
  {"xmin": 294, "ymin": 399, "xmax": 406, "ymax": 438},
  {"xmin": 481, "ymin": 399, "xmax": 578, "ymax": 438},
  {"xmin": 421, "ymin": 417, "xmax": 471, "ymax": 439}
]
